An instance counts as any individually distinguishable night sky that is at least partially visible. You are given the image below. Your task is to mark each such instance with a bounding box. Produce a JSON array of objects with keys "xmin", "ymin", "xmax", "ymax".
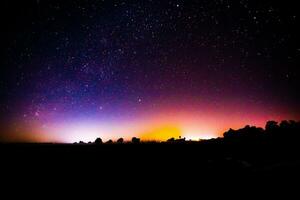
[{"xmin": 1, "ymin": 0, "xmax": 299, "ymax": 142}]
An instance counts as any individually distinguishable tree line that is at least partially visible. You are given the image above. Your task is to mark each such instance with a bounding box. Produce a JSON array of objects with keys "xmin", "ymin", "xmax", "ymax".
[{"xmin": 74, "ymin": 120, "xmax": 300, "ymax": 144}]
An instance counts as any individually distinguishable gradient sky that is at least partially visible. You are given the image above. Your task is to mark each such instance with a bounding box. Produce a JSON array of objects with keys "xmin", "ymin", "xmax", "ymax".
[{"xmin": 1, "ymin": 0, "xmax": 299, "ymax": 142}]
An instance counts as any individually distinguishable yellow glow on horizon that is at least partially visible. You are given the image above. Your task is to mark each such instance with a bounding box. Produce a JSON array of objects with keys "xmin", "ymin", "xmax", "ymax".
[{"xmin": 140, "ymin": 125, "xmax": 182, "ymax": 141}]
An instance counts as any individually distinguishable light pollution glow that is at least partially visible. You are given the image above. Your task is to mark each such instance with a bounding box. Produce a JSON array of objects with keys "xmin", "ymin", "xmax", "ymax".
[{"xmin": 5, "ymin": 99, "xmax": 298, "ymax": 143}]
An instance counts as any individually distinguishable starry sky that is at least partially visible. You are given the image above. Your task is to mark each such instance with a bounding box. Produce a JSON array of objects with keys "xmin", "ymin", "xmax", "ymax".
[{"xmin": 0, "ymin": 0, "xmax": 299, "ymax": 142}]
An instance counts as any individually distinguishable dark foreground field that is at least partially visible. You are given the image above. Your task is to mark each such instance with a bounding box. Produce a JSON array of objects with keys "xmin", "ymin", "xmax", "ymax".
[
  {"xmin": 1, "ymin": 121, "xmax": 300, "ymax": 195},
  {"xmin": 1, "ymin": 141, "xmax": 300, "ymax": 197},
  {"xmin": 1, "ymin": 140, "xmax": 300, "ymax": 181}
]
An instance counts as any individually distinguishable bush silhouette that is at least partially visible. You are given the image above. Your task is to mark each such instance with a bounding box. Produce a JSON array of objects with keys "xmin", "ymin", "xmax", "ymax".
[
  {"xmin": 94, "ymin": 138, "xmax": 103, "ymax": 144},
  {"xmin": 176, "ymin": 136, "xmax": 186, "ymax": 142},
  {"xmin": 132, "ymin": 137, "xmax": 140, "ymax": 143},
  {"xmin": 106, "ymin": 139, "xmax": 113, "ymax": 144},
  {"xmin": 117, "ymin": 138, "xmax": 124, "ymax": 143},
  {"xmin": 167, "ymin": 137, "xmax": 175, "ymax": 142}
]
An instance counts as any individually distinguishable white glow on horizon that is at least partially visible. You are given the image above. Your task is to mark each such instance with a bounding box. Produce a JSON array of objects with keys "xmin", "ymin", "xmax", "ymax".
[
  {"xmin": 56, "ymin": 123, "xmax": 105, "ymax": 143},
  {"xmin": 39, "ymin": 119, "xmax": 146, "ymax": 143},
  {"xmin": 181, "ymin": 125, "xmax": 218, "ymax": 141}
]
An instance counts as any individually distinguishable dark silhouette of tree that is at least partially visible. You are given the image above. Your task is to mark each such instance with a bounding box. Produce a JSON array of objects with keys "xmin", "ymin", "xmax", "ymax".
[
  {"xmin": 176, "ymin": 136, "xmax": 186, "ymax": 142},
  {"xmin": 223, "ymin": 128, "xmax": 235, "ymax": 139},
  {"xmin": 223, "ymin": 125, "xmax": 264, "ymax": 141},
  {"xmin": 222, "ymin": 120, "xmax": 300, "ymax": 145},
  {"xmin": 265, "ymin": 121, "xmax": 279, "ymax": 132},
  {"xmin": 94, "ymin": 138, "xmax": 103, "ymax": 144},
  {"xmin": 167, "ymin": 137, "xmax": 175, "ymax": 142},
  {"xmin": 279, "ymin": 120, "xmax": 290, "ymax": 129},
  {"xmin": 106, "ymin": 139, "xmax": 113, "ymax": 144},
  {"xmin": 132, "ymin": 137, "xmax": 140, "ymax": 143},
  {"xmin": 278, "ymin": 120, "xmax": 300, "ymax": 140},
  {"xmin": 288, "ymin": 120, "xmax": 299, "ymax": 130},
  {"xmin": 117, "ymin": 138, "xmax": 124, "ymax": 143}
]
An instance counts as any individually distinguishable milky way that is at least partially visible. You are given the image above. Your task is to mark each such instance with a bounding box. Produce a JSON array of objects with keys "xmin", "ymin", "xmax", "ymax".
[{"xmin": 1, "ymin": 0, "xmax": 299, "ymax": 142}]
